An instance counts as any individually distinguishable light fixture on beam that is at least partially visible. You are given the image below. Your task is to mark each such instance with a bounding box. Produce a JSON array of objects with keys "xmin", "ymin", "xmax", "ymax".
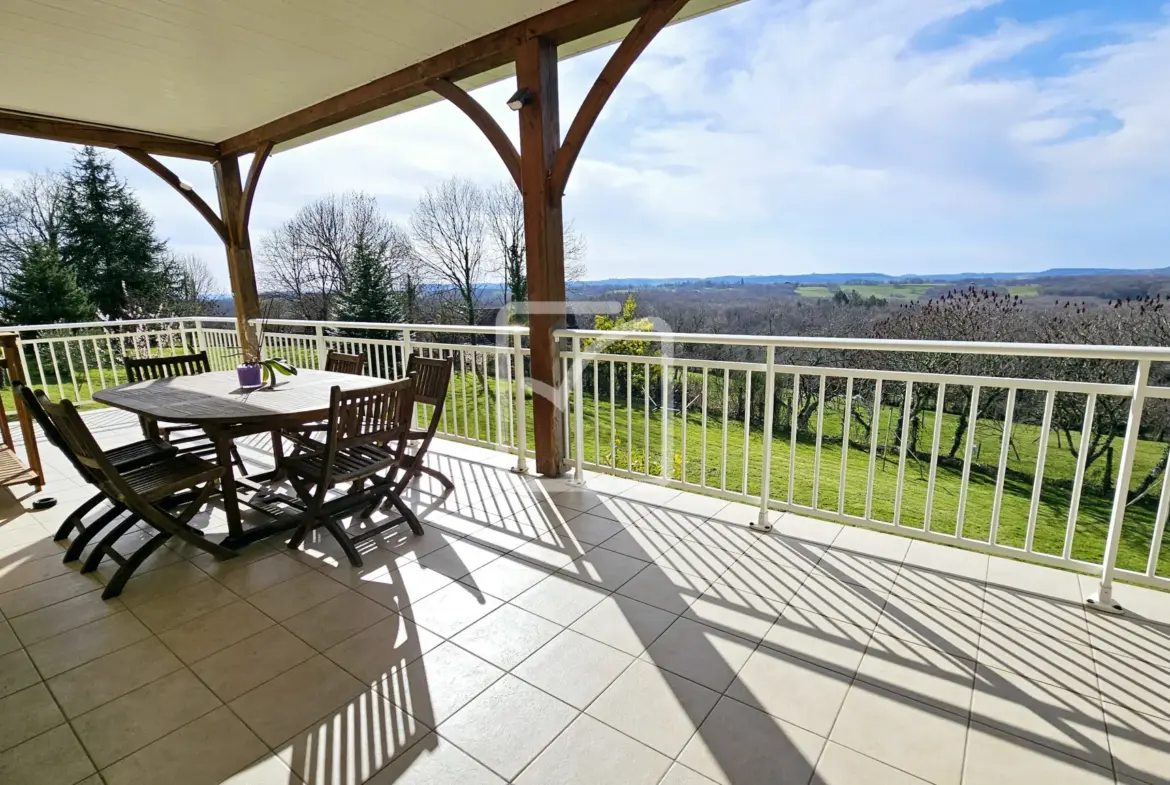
[
  {"xmin": 506, "ymin": 88, "xmax": 532, "ymax": 111},
  {"xmin": 178, "ymin": 180, "xmax": 194, "ymax": 192}
]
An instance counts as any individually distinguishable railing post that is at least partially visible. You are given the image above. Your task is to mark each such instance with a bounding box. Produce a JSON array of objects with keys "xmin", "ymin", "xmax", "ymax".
[
  {"xmin": 315, "ymin": 324, "xmax": 327, "ymax": 370},
  {"xmin": 755, "ymin": 346, "xmax": 777, "ymax": 532},
  {"xmin": 1088, "ymin": 358, "xmax": 1150, "ymax": 614},
  {"xmin": 660, "ymin": 356, "xmax": 669, "ymax": 482},
  {"xmin": 193, "ymin": 318, "xmax": 207, "ymax": 354},
  {"xmin": 572, "ymin": 335, "xmax": 585, "ymax": 484},
  {"xmin": 512, "ymin": 331, "xmax": 528, "ymax": 473},
  {"xmin": 402, "ymin": 329, "xmax": 414, "ymax": 373}
]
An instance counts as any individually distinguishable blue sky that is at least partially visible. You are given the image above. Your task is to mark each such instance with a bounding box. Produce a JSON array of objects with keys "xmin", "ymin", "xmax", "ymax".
[{"xmin": 2, "ymin": 0, "xmax": 1168, "ymax": 289}]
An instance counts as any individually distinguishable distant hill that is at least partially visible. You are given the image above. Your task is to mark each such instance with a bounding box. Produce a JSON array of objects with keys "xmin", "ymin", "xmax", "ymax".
[{"xmin": 584, "ymin": 266, "xmax": 1170, "ymax": 288}]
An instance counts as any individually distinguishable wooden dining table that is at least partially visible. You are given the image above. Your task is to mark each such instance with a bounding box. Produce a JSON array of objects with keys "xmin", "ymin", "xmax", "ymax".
[{"xmin": 93, "ymin": 368, "xmax": 386, "ymax": 548}]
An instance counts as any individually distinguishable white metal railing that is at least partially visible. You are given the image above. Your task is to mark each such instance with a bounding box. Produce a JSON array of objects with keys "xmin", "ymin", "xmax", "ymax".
[{"xmin": 7, "ymin": 315, "xmax": 1170, "ymax": 603}]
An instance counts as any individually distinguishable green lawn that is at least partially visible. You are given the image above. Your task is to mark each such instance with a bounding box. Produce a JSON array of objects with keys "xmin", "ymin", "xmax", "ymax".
[
  {"xmin": 1007, "ymin": 284, "xmax": 1041, "ymax": 297},
  {"xmin": 796, "ymin": 283, "xmax": 938, "ymax": 301}
]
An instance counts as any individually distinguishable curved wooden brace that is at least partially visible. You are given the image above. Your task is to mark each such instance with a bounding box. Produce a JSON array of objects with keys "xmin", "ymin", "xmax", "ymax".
[
  {"xmin": 238, "ymin": 141, "xmax": 273, "ymax": 245},
  {"xmin": 118, "ymin": 147, "xmax": 229, "ymax": 245},
  {"xmin": 429, "ymin": 78, "xmax": 522, "ymax": 189},
  {"xmin": 551, "ymin": 0, "xmax": 688, "ymax": 195}
]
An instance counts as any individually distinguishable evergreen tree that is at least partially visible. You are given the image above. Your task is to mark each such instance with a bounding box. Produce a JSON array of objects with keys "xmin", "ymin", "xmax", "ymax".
[
  {"xmin": 0, "ymin": 242, "xmax": 94, "ymax": 326},
  {"xmin": 58, "ymin": 147, "xmax": 170, "ymax": 319},
  {"xmin": 336, "ymin": 240, "xmax": 399, "ymax": 332}
]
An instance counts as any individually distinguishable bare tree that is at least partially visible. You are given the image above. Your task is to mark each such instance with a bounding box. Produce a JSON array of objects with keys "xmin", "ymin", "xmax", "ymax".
[
  {"xmin": 168, "ymin": 253, "xmax": 217, "ymax": 316},
  {"xmin": 411, "ymin": 178, "xmax": 489, "ymax": 325},
  {"xmin": 259, "ymin": 192, "xmax": 408, "ymax": 321},
  {"xmin": 0, "ymin": 171, "xmax": 66, "ymax": 285}
]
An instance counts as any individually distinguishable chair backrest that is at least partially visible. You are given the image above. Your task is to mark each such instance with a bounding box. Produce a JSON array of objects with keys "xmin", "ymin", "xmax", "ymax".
[
  {"xmin": 124, "ymin": 350, "xmax": 210, "ymax": 383},
  {"xmin": 38, "ymin": 395, "xmax": 120, "ymax": 487},
  {"xmin": 325, "ymin": 350, "xmax": 366, "ymax": 375},
  {"xmin": 327, "ymin": 378, "xmax": 414, "ymax": 451},
  {"xmin": 16, "ymin": 383, "xmax": 91, "ymax": 482},
  {"xmin": 406, "ymin": 354, "xmax": 453, "ymax": 408}
]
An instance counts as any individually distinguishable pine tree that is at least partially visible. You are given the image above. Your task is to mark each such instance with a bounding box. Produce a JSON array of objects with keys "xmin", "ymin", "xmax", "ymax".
[
  {"xmin": 0, "ymin": 242, "xmax": 94, "ymax": 326},
  {"xmin": 59, "ymin": 147, "xmax": 170, "ymax": 319},
  {"xmin": 336, "ymin": 240, "xmax": 399, "ymax": 330}
]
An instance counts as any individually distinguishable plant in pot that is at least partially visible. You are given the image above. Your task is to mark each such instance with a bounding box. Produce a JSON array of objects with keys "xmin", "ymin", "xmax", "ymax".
[{"xmin": 235, "ymin": 318, "xmax": 299, "ymax": 390}]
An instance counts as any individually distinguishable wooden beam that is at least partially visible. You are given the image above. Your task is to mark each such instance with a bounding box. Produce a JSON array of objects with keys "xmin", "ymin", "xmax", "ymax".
[
  {"xmin": 517, "ymin": 36, "xmax": 568, "ymax": 477},
  {"xmin": 213, "ymin": 156, "xmax": 262, "ymax": 362},
  {"xmin": 0, "ymin": 109, "xmax": 219, "ymax": 161},
  {"xmin": 552, "ymin": 0, "xmax": 688, "ymax": 195},
  {"xmin": 428, "ymin": 79, "xmax": 521, "ymax": 189},
  {"xmin": 238, "ymin": 141, "xmax": 273, "ymax": 246},
  {"xmin": 219, "ymin": 0, "xmax": 655, "ymax": 155},
  {"xmin": 118, "ymin": 148, "xmax": 229, "ymax": 245}
]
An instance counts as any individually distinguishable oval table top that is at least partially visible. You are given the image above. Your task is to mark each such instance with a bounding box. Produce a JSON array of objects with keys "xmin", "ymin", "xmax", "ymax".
[{"xmin": 92, "ymin": 369, "xmax": 388, "ymax": 425}]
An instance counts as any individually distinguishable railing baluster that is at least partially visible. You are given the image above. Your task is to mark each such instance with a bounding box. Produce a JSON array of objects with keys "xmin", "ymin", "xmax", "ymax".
[
  {"xmin": 609, "ymin": 360, "xmax": 616, "ymax": 470},
  {"xmin": 681, "ymin": 364, "xmax": 688, "ymax": 483},
  {"xmin": 757, "ymin": 347, "xmax": 777, "ymax": 529},
  {"xmin": 923, "ymin": 382, "xmax": 946, "ymax": 530},
  {"xmin": 593, "ymin": 358, "xmax": 601, "ymax": 467},
  {"xmin": 661, "ymin": 356, "xmax": 669, "ymax": 481},
  {"xmin": 460, "ymin": 350, "xmax": 470, "ymax": 439},
  {"xmin": 644, "ymin": 360, "xmax": 651, "ymax": 477},
  {"xmin": 1063, "ymin": 394, "xmax": 1097, "ymax": 559},
  {"xmin": 1146, "ymin": 445, "xmax": 1170, "ymax": 577},
  {"xmin": 721, "ymin": 368, "xmax": 729, "ymax": 491},
  {"xmin": 893, "ymin": 380, "xmax": 914, "ymax": 526},
  {"xmin": 626, "ymin": 360, "xmax": 633, "ymax": 471},
  {"xmin": 812, "ymin": 374, "xmax": 826, "ymax": 510},
  {"xmin": 573, "ymin": 336, "xmax": 585, "ymax": 481},
  {"xmin": 1025, "ymin": 390, "xmax": 1055, "ymax": 552},
  {"xmin": 838, "ymin": 376, "xmax": 853, "ymax": 515},
  {"xmin": 48, "ymin": 343, "xmax": 65, "ymax": 400},
  {"xmin": 700, "ymin": 367, "xmax": 709, "ymax": 488},
  {"xmin": 92, "ymin": 338, "xmax": 107, "ymax": 389},
  {"xmin": 513, "ymin": 333, "xmax": 527, "ymax": 470},
  {"xmin": 788, "ymin": 373, "xmax": 799, "ymax": 505},
  {"xmin": 865, "ymin": 379, "xmax": 882, "ymax": 521},
  {"xmin": 955, "ymin": 385, "xmax": 981, "ymax": 540},
  {"xmin": 742, "ymin": 369, "xmax": 752, "ymax": 495}
]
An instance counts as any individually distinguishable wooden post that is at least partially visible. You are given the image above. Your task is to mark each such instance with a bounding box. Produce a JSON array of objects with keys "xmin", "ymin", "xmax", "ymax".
[
  {"xmin": 213, "ymin": 155, "xmax": 262, "ymax": 361},
  {"xmin": 0, "ymin": 333, "xmax": 43, "ymax": 489},
  {"xmin": 517, "ymin": 36, "xmax": 567, "ymax": 476}
]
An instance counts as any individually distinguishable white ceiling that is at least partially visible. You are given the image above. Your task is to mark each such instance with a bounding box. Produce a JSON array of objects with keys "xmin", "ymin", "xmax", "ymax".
[{"xmin": 0, "ymin": 0, "xmax": 735, "ymax": 147}]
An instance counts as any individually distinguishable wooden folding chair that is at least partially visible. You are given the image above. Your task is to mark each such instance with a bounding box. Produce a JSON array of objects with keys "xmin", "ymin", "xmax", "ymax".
[
  {"xmin": 394, "ymin": 354, "xmax": 456, "ymax": 493},
  {"xmin": 39, "ymin": 396, "xmax": 235, "ymax": 598},
  {"xmin": 284, "ymin": 378, "xmax": 421, "ymax": 567},
  {"xmin": 17, "ymin": 383, "xmax": 178, "ymax": 562},
  {"xmin": 123, "ymin": 351, "xmax": 246, "ymax": 472},
  {"xmin": 324, "ymin": 350, "xmax": 366, "ymax": 375}
]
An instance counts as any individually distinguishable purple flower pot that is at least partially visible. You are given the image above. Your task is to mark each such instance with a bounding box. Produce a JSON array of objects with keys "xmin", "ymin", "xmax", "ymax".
[{"xmin": 236, "ymin": 363, "xmax": 262, "ymax": 389}]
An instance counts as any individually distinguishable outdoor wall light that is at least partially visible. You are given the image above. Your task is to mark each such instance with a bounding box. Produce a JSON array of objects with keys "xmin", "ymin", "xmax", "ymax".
[
  {"xmin": 178, "ymin": 180, "xmax": 194, "ymax": 192},
  {"xmin": 507, "ymin": 88, "xmax": 532, "ymax": 110}
]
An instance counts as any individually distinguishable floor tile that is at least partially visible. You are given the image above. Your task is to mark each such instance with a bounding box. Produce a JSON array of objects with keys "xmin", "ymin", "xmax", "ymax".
[
  {"xmin": 856, "ymin": 632, "xmax": 976, "ymax": 718},
  {"xmin": 511, "ymin": 572, "xmax": 609, "ymax": 625},
  {"xmin": 11, "ymin": 588, "xmax": 124, "ymax": 644},
  {"xmin": 0, "ymin": 683, "xmax": 64, "ymax": 753},
  {"xmin": 0, "ymin": 724, "xmax": 95, "ymax": 785},
  {"xmin": 814, "ymin": 551, "xmax": 899, "ymax": 592},
  {"xmin": 761, "ymin": 606, "xmax": 872, "ymax": 676},
  {"xmin": 411, "ymin": 539, "xmax": 502, "ymax": 580},
  {"xmin": 1103, "ymin": 703, "xmax": 1170, "ymax": 785},
  {"xmin": 282, "ymin": 590, "xmax": 391, "ymax": 651},
  {"xmin": 401, "ymin": 580, "xmax": 504, "ymax": 637},
  {"xmin": 683, "ymin": 583, "xmax": 786, "ymax": 643},
  {"xmin": 656, "ymin": 539, "xmax": 740, "ymax": 582},
  {"xmin": 158, "ymin": 600, "xmax": 273, "ymax": 664},
  {"xmin": 788, "ymin": 574, "xmax": 888, "ymax": 629},
  {"xmin": 191, "ymin": 624, "xmax": 316, "ymax": 702},
  {"xmin": 830, "ymin": 683, "xmax": 967, "ymax": 785},
  {"xmin": 130, "ymin": 579, "xmax": 239, "ymax": 634},
  {"xmin": 513, "ymin": 628, "xmax": 633, "ymax": 709},
  {"xmin": 458, "ymin": 555, "xmax": 551, "ymax": 601},
  {"xmin": 811, "ymin": 741, "xmax": 931, "ymax": 784},
  {"xmin": 516, "ymin": 713, "xmax": 670, "ymax": 785},
  {"xmin": 683, "ymin": 520, "xmax": 761, "ymax": 555},
  {"xmin": 379, "ymin": 524, "xmax": 466, "ymax": 560},
  {"xmin": 983, "ymin": 588, "xmax": 1089, "ymax": 644},
  {"xmin": 596, "ymin": 526, "xmax": 681, "ymax": 561},
  {"xmin": 570, "ymin": 593, "xmax": 677, "ymax": 656},
  {"xmin": 558, "ymin": 545, "xmax": 647, "ymax": 591},
  {"xmin": 743, "ymin": 533, "xmax": 826, "ymax": 574},
  {"xmin": 970, "ymin": 663, "xmax": 1110, "ymax": 768},
  {"xmin": 363, "ymin": 732, "xmax": 503, "ymax": 784},
  {"xmin": 110, "ymin": 561, "xmax": 208, "ymax": 609},
  {"xmin": 229, "ymin": 655, "xmax": 365, "ymax": 747},
  {"xmin": 630, "ymin": 507, "xmax": 704, "ymax": 538},
  {"xmin": 355, "ymin": 559, "xmax": 456, "ymax": 612},
  {"xmin": 874, "ymin": 596, "xmax": 981, "ymax": 659},
  {"xmin": 378, "ymin": 641, "xmax": 504, "ymax": 728},
  {"xmin": 726, "ymin": 646, "xmax": 852, "ymax": 736},
  {"xmin": 0, "ymin": 553, "xmax": 74, "ymax": 594},
  {"xmin": 0, "ymin": 569, "xmax": 104, "ymax": 618},
  {"xmin": 324, "ymin": 614, "xmax": 444, "ymax": 687},
  {"xmin": 452, "ymin": 604, "xmax": 561, "ymax": 670},
  {"xmin": 771, "ymin": 513, "xmax": 843, "ymax": 546},
  {"xmin": 247, "ymin": 571, "xmax": 347, "ymax": 623},
  {"xmin": 586, "ymin": 659, "xmax": 719, "ymax": 757},
  {"xmin": 643, "ymin": 616, "xmax": 757, "ymax": 693},
  {"xmin": 0, "ymin": 618, "xmax": 17, "ymax": 656},
  {"xmin": 1095, "ymin": 648, "xmax": 1170, "ymax": 719},
  {"xmin": 977, "ymin": 620, "xmax": 1098, "ymax": 696},
  {"xmin": 1086, "ymin": 613, "xmax": 1170, "ymax": 664},
  {"xmin": 831, "ymin": 526, "xmax": 911, "ymax": 561},
  {"xmin": 712, "ymin": 552, "xmax": 806, "ymax": 603},
  {"xmin": 889, "ymin": 567, "xmax": 984, "ymax": 617},
  {"xmin": 554, "ymin": 512, "xmax": 627, "ymax": 546},
  {"xmin": 101, "ymin": 707, "xmax": 268, "ymax": 785},
  {"xmin": 662, "ymin": 491, "xmax": 733, "ymax": 519},
  {"xmin": 437, "ymin": 674, "xmax": 577, "ymax": 781},
  {"xmin": 71, "ymin": 668, "xmax": 220, "ymax": 769},
  {"xmin": 199, "ymin": 552, "xmax": 310, "ymax": 597},
  {"xmin": 616, "ymin": 564, "xmax": 710, "ymax": 615},
  {"xmin": 545, "ymin": 487, "xmax": 609, "ymax": 514},
  {"xmin": 0, "ymin": 648, "xmax": 40, "ymax": 700},
  {"xmin": 47, "ymin": 637, "xmax": 182, "ymax": 718},
  {"xmin": 678, "ymin": 696, "xmax": 825, "ymax": 785},
  {"xmin": 508, "ymin": 537, "xmax": 592, "ymax": 571},
  {"xmin": 963, "ymin": 721, "xmax": 1114, "ymax": 785},
  {"xmin": 985, "ymin": 556, "xmax": 1084, "ymax": 602},
  {"xmin": 660, "ymin": 762, "xmax": 721, "ymax": 785},
  {"xmin": 901, "ymin": 540, "xmax": 988, "ymax": 581}
]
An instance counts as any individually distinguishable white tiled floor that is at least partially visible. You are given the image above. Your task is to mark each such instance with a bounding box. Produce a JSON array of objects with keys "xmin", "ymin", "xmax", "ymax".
[{"xmin": 2, "ymin": 409, "xmax": 1170, "ymax": 783}]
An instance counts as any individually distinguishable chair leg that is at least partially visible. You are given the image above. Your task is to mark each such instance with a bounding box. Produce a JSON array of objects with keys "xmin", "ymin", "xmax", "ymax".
[
  {"xmin": 63, "ymin": 504, "xmax": 129, "ymax": 563},
  {"xmin": 101, "ymin": 531, "xmax": 172, "ymax": 599},
  {"xmin": 82, "ymin": 514, "xmax": 140, "ymax": 574},
  {"xmin": 418, "ymin": 464, "xmax": 456, "ymax": 493},
  {"xmin": 322, "ymin": 516, "xmax": 364, "ymax": 567},
  {"xmin": 230, "ymin": 444, "xmax": 247, "ymax": 475},
  {"xmin": 53, "ymin": 492, "xmax": 105, "ymax": 541},
  {"xmin": 385, "ymin": 490, "xmax": 424, "ymax": 536}
]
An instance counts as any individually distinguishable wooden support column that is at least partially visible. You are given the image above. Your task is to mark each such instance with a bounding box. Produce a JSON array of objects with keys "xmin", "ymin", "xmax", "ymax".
[
  {"xmin": 213, "ymin": 149, "xmax": 270, "ymax": 361},
  {"xmin": 0, "ymin": 333, "xmax": 43, "ymax": 489},
  {"xmin": 517, "ymin": 36, "xmax": 567, "ymax": 476}
]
